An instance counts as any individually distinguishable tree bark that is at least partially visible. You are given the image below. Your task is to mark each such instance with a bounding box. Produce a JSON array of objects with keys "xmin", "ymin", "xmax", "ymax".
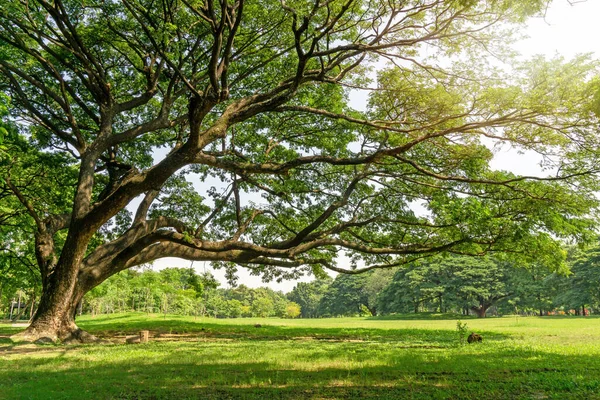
[
  {"xmin": 29, "ymin": 293, "xmax": 35, "ymax": 320},
  {"xmin": 12, "ymin": 270, "xmax": 96, "ymax": 343},
  {"xmin": 9, "ymin": 299, "xmax": 14, "ymax": 320},
  {"xmin": 471, "ymin": 305, "xmax": 488, "ymax": 318}
]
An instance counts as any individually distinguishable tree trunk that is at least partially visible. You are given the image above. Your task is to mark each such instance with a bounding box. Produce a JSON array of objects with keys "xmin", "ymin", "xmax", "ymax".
[
  {"xmin": 11, "ymin": 267, "xmax": 97, "ymax": 343},
  {"xmin": 29, "ymin": 293, "xmax": 36, "ymax": 320},
  {"xmin": 17, "ymin": 291, "xmax": 22, "ymax": 317},
  {"xmin": 471, "ymin": 305, "xmax": 487, "ymax": 318}
]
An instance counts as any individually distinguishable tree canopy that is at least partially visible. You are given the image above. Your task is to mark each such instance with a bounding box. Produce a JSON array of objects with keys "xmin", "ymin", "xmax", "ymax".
[{"xmin": 1, "ymin": 0, "xmax": 599, "ymax": 341}]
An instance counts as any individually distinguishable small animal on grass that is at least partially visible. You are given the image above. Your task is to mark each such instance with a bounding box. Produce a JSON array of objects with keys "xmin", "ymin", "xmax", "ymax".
[
  {"xmin": 254, "ymin": 324, "xmax": 262, "ymax": 328},
  {"xmin": 467, "ymin": 332, "xmax": 482, "ymax": 343}
]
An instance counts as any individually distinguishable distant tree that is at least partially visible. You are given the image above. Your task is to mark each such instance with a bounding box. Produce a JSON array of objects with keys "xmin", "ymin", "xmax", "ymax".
[
  {"xmin": 450, "ymin": 258, "xmax": 513, "ymax": 318},
  {"xmin": 129, "ymin": 269, "xmax": 162, "ymax": 313},
  {"xmin": 287, "ymin": 278, "xmax": 331, "ymax": 318},
  {"xmin": 251, "ymin": 296, "xmax": 275, "ymax": 318},
  {"xmin": 500, "ymin": 263, "xmax": 555, "ymax": 316},
  {"xmin": 225, "ymin": 299, "xmax": 244, "ymax": 318},
  {"xmin": 284, "ymin": 302, "xmax": 302, "ymax": 319},
  {"xmin": 378, "ymin": 263, "xmax": 439, "ymax": 314},
  {"xmin": 319, "ymin": 273, "xmax": 375, "ymax": 316},
  {"xmin": 0, "ymin": 241, "xmax": 41, "ymax": 319},
  {"xmin": 205, "ymin": 291, "xmax": 228, "ymax": 318},
  {"xmin": 318, "ymin": 269, "xmax": 395, "ymax": 316},
  {"xmin": 553, "ymin": 246, "xmax": 600, "ymax": 314},
  {"xmin": 378, "ymin": 256, "xmax": 516, "ymax": 317},
  {"xmin": 85, "ymin": 267, "xmax": 218, "ymax": 315},
  {"xmin": 363, "ymin": 269, "xmax": 397, "ymax": 316}
]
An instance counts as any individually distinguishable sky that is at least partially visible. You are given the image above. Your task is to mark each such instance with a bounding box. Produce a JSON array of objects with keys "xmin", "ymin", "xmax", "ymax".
[
  {"xmin": 152, "ymin": 0, "xmax": 600, "ymax": 293},
  {"xmin": 491, "ymin": 0, "xmax": 600, "ymax": 174}
]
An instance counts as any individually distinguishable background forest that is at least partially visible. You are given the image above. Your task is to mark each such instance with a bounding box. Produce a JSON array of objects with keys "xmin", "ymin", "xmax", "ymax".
[{"xmin": 3, "ymin": 244, "xmax": 600, "ymax": 320}]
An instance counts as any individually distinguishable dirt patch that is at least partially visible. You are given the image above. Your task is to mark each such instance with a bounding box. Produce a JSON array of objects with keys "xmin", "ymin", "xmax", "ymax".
[
  {"xmin": 94, "ymin": 330, "xmax": 237, "ymax": 344},
  {"xmin": 0, "ymin": 344, "xmax": 67, "ymax": 357}
]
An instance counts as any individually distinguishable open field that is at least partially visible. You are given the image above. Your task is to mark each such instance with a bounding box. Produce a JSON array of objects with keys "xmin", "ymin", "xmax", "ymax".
[{"xmin": 2, "ymin": 314, "xmax": 600, "ymax": 399}]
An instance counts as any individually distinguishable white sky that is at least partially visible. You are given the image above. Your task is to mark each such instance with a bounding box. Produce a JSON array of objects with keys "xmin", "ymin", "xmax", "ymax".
[
  {"xmin": 491, "ymin": 0, "xmax": 600, "ymax": 174},
  {"xmin": 153, "ymin": 0, "xmax": 600, "ymax": 293}
]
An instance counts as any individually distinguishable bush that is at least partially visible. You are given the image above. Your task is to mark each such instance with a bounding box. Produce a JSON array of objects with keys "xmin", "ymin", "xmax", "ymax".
[{"xmin": 284, "ymin": 302, "xmax": 301, "ymax": 318}]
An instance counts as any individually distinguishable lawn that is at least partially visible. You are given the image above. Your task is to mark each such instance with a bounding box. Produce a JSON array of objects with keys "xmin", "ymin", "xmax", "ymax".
[{"xmin": 2, "ymin": 313, "xmax": 600, "ymax": 399}]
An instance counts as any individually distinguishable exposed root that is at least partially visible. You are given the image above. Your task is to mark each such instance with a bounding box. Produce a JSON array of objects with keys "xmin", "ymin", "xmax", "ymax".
[
  {"xmin": 10, "ymin": 329, "xmax": 58, "ymax": 344},
  {"xmin": 61, "ymin": 328, "xmax": 99, "ymax": 344},
  {"xmin": 10, "ymin": 323, "xmax": 99, "ymax": 344}
]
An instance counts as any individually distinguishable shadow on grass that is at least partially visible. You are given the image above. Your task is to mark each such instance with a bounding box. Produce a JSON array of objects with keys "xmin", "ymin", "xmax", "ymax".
[
  {"xmin": 371, "ymin": 314, "xmax": 600, "ymax": 321},
  {"xmin": 0, "ymin": 326, "xmax": 24, "ymax": 337},
  {"xmin": 66, "ymin": 315, "xmax": 508, "ymax": 345},
  {"xmin": 368, "ymin": 313, "xmax": 477, "ymax": 321},
  {"xmin": 4, "ymin": 315, "xmax": 600, "ymax": 398},
  {"xmin": 532, "ymin": 315, "xmax": 600, "ymax": 319},
  {"xmin": 1, "ymin": 314, "xmax": 510, "ymax": 358},
  {"xmin": 1, "ymin": 341, "xmax": 599, "ymax": 399}
]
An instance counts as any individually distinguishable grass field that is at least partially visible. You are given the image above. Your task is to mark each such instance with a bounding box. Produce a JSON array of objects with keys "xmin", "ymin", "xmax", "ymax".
[{"xmin": 2, "ymin": 313, "xmax": 600, "ymax": 399}]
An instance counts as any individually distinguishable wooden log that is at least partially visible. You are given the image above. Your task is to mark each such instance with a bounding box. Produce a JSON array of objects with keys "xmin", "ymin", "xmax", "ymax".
[{"xmin": 140, "ymin": 330, "xmax": 149, "ymax": 343}]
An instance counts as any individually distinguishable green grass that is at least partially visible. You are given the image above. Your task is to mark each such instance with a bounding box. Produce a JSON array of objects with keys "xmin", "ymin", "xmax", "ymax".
[{"xmin": 2, "ymin": 313, "xmax": 600, "ymax": 399}]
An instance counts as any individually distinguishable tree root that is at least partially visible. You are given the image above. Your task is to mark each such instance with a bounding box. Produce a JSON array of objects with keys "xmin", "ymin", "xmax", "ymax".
[
  {"xmin": 61, "ymin": 328, "xmax": 99, "ymax": 344},
  {"xmin": 10, "ymin": 324, "xmax": 99, "ymax": 344}
]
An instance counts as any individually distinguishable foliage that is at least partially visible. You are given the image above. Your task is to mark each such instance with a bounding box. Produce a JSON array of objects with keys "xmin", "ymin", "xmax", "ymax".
[
  {"xmin": 287, "ymin": 278, "xmax": 331, "ymax": 318},
  {"xmin": 86, "ymin": 267, "xmax": 214, "ymax": 316},
  {"xmin": 317, "ymin": 270, "xmax": 395, "ymax": 316},
  {"xmin": 552, "ymin": 245, "xmax": 600, "ymax": 313},
  {"xmin": 377, "ymin": 256, "xmax": 519, "ymax": 317},
  {"xmin": 284, "ymin": 302, "xmax": 301, "ymax": 319},
  {"xmin": 456, "ymin": 320, "xmax": 469, "ymax": 345},
  {"xmin": 359, "ymin": 304, "xmax": 373, "ymax": 317},
  {"xmin": 85, "ymin": 268, "xmax": 305, "ymax": 319},
  {"xmin": 318, "ymin": 273, "xmax": 372, "ymax": 316}
]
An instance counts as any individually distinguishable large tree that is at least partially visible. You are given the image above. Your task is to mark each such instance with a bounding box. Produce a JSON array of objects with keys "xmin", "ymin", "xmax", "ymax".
[{"xmin": 1, "ymin": 0, "xmax": 599, "ymax": 341}]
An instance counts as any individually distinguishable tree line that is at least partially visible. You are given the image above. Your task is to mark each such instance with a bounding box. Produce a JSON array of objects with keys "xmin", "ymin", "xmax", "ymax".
[
  {"xmin": 83, "ymin": 267, "xmax": 302, "ymax": 319},
  {"xmin": 292, "ymin": 247, "xmax": 600, "ymax": 318},
  {"xmin": 4, "ymin": 244, "xmax": 600, "ymax": 320}
]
